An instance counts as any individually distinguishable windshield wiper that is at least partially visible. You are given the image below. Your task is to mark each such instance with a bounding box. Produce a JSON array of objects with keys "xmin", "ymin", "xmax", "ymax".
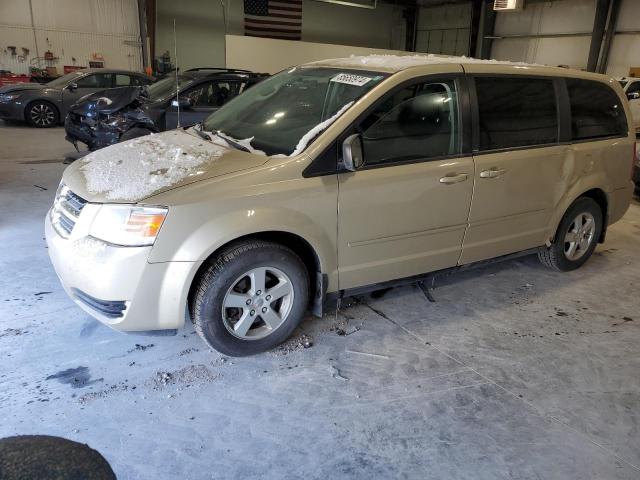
[
  {"xmin": 213, "ymin": 130, "xmax": 250, "ymax": 153},
  {"xmin": 193, "ymin": 122, "xmax": 211, "ymax": 141}
]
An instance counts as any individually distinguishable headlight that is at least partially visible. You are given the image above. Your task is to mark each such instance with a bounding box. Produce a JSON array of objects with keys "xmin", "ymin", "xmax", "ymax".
[
  {"xmin": 89, "ymin": 205, "xmax": 168, "ymax": 246},
  {"xmin": 0, "ymin": 93, "xmax": 21, "ymax": 102}
]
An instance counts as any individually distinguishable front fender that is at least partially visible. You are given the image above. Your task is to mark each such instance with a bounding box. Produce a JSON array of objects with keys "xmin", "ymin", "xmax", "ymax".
[{"xmin": 146, "ymin": 164, "xmax": 339, "ymax": 291}]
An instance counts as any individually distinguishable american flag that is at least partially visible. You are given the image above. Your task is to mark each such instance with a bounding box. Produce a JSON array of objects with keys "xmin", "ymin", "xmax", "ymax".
[{"xmin": 244, "ymin": 0, "xmax": 302, "ymax": 41}]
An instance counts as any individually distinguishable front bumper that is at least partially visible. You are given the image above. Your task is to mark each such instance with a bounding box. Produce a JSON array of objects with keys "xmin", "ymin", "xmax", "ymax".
[
  {"xmin": 64, "ymin": 114, "xmax": 120, "ymax": 150},
  {"xmin": 0, "ymin": 101, "xmax": 24, "ymax": 121},
  {"xmin": 45, "ymin": 211, "xmax": 197, "ymax": 331}
]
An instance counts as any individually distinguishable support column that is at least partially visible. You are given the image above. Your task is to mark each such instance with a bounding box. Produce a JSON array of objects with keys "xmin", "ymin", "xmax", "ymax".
[
  {"xmin": 587, "ymin": 0, "xmax": 611, "ymax": 72},
  {"xmin": 477, "ymin": 0, "xmax": 496, "ymax": 60},
  {"xmin": 597, "ymin": 0, "xmax": 621, "ymax": 74}
]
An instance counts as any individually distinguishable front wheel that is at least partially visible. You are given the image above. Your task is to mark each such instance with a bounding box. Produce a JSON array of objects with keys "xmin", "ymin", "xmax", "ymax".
[
  {"xmin": 538, "ymin": 197, "xmax": 603, "ymax": 271},
  {"xmin": 25, "ymin": 101, "xmax": 59, "ymax": 128},
  {"xmin": 191, "ymin": 240, "xmax": 309, "ymax": 356}
]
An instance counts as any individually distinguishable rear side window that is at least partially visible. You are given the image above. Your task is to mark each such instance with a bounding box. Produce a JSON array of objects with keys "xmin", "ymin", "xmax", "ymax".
[
  {"xmin": 566, "ymin": 78, "xmax": 627, "ymax": 140},
  {"xmin": 475, "ymin": 77, "xmax": 558, "ymax": 151}
]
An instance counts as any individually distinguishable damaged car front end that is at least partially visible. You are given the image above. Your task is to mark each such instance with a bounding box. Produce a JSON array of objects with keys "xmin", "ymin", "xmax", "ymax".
[{"xmin": 65, "ymin": 86, "xmax": 157, "ymax": 151}]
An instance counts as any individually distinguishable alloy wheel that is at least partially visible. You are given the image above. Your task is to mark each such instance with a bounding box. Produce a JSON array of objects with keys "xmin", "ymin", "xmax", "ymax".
[
  {"xmin": 564, "ymin": 212, "xmax": 596, "ymax": 261},
  {"xmin": 221, "ymin": 266, "xmax": 294, "ymax": 340},
  {"xmin": 30, "ymin": 103, "xmax": 55, "ymax": 126}
]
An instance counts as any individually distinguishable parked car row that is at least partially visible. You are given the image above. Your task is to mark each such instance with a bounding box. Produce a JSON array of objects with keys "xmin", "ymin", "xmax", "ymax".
[
  {"xmin": 64, "ymin": 68, "xmax": 268, "ymax": 151},
  {"xmin": 0, "ymin": 66, "xmax": 269, "ymax": 150},
  {"xmin": 0, "ymin": 69, "xmax": 154, "ymax": 127}
]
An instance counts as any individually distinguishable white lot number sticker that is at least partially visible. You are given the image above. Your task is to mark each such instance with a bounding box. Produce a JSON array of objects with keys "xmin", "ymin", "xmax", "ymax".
[{"xmin": 331, "ymin": 73, "xmax": 372, "ymax": 87}]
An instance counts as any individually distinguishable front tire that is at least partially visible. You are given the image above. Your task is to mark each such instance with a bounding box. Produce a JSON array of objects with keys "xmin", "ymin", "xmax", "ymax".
[
  {"xmin": 25, "ymin": 100, "xmax": 59, "ymax": 128},
  {"xmin": 538, "ymin": 197, "xmax": 603, "ymax": 271},
  {"xmin": 191, "ymin": 240, "xmax": 310, "ymax": 356}
]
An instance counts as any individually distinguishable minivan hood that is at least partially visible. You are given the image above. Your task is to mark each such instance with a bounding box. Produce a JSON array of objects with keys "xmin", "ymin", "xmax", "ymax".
[
  {"xmin": 70, "ymin": 86, "xmax": 142, "ymax": 116},
  {"xmin": 62, "ymin": 129, "xmax": 270, "ymax": 203}
]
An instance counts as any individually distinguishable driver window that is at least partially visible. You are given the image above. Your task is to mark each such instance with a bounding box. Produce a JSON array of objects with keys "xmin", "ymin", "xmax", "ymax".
[{"xmin": 359, "ymin": 79, "xmax": 460, "ymax": 166}]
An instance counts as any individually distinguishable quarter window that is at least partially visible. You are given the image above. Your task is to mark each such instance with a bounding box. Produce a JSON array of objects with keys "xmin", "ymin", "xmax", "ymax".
[
  {"xmin": 475, "ymin": 77, "xmax": 558, "ymax": 151},
  {"xmin": 359, "ymin": 79, "xmax": 460, "ymax": 166},
  {"xmin": 566, "ymin": 78, "xmax": 627, "ymax": 140},
  {"xmin": 114, "ymin": 74, "xmax": 133, "ymax": 87},
  {"xmin": 75, "ymin": 73, "xmax": 112, "ymax": 89}
]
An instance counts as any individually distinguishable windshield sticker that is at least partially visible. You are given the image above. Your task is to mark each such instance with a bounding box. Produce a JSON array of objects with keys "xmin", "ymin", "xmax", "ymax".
[{"xmin": 331, "ymin": 73, "xmax": 373, "ymax": 87}]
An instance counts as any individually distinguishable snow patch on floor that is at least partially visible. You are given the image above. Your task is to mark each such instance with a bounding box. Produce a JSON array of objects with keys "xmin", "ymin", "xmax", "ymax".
[{"xmin": 80, "ymin": 130, "xmax": 228, "ymax": 201}]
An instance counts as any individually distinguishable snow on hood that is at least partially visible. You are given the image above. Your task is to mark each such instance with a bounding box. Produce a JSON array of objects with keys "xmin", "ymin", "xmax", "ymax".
[
  {"xmin": 79, "ymin": 129, "xmax": 229, "ymax": 201},
  {"xmin": 312, "ymin": 54, "xmax": 542, "ymax": 72}
]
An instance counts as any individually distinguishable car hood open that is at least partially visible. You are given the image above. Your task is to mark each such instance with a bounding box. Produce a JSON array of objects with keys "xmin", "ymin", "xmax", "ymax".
[
  {"xmin": 69, "ymin": 86, "xmax": 143, "ymax": 116},
  {"xmin": 62, "ymin": 129, "xmax": 270, "ymax": 203}
]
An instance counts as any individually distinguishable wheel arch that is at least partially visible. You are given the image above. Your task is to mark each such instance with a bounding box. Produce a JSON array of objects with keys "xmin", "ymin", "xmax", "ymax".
[
  {"xmin": 549, "ymin": 187, "xmax": 609, "ymax": 245},
  {"xmin": 186, "ymin": 230, "xmax": 324, "ymax": 318},
  {"xmin": 580, "ymin": 188, "xmax": 609, "ymax": 242}
]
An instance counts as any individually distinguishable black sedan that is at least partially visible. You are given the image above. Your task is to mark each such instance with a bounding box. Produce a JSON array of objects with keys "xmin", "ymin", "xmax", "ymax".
[
  {"xmin": 0, "ymin": 69, "xmax": 153, "ymax": 128},
  {"xmin": 64, "ymin": 68, "xmax": 268, "ymax": 151}
]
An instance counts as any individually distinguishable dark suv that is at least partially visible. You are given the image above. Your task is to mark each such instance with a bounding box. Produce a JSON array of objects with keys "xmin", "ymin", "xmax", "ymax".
[{"xmin": 64, "ymin": 68, "xmax": 268, "ymax": 151}]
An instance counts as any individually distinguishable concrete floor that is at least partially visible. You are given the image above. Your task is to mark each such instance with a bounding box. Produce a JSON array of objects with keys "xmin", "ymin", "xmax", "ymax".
[{"xmin": 1, "ymin": 121, "xmax": 640, "ymax": 480}]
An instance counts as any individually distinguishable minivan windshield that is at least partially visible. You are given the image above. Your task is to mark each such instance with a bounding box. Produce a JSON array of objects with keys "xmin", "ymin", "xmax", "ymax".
[{"xmin": 202, "ymin": 67, "xmax": 388, "ymax": 156}]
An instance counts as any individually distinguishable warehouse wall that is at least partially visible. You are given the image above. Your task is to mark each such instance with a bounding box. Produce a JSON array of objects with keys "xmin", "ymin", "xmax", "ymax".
[
  {"xmin": 490, "ymin": 0, "xmax": 640, "ymax": 77},
  {"xmin": 415, "ymin": 2, "xmax": 472, "ymax": 57},
  {"xmin": 155, "ymin": 0, "xmax": 406, "ymax": 70},
  {"xmin": 0, "ymin": 0, "xmax": 142, "ymax": 76},
  {"xmin": 607, "ymin": 0, "xmax": 640, "ymax": 77},
  {"xmin": 491, "ymin": 0, "xmax": 593, "ymax": 70}
]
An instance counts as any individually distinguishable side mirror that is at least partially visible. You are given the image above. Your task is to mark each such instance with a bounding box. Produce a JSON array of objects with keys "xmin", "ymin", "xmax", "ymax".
[
  {"xmin": 171, "ymin": 98, "xmax": 192, "ymax": 109},
  {"xmin": 67, "ymin": 83, "xmax": 78, "ymax": 91},
  {"xmin": 342, "ymin": 133, "xmax": 364, "ymax": 172}
]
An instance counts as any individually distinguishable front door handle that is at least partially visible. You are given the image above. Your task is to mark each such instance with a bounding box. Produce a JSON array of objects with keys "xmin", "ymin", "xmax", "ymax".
[
  {"xmin": 480, "ymin": 168, "xmax": 506, "ymax": 178},
  {"xmin": 439, "ymin": 173, "xmax": 469, "ymax": 185}
]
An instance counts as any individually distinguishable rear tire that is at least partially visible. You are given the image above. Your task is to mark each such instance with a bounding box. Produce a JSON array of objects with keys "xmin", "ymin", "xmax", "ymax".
[
  {"xmin": 191, "ymin": 240, "xmax": 309, "ymax": 356},
  {"xmin": 538, "ymin": 197, "xmax": 603, "ymax": 271},
  {"xmin": 25, "ymin": 100, "xmax": 59, "ymax": 128},
  {"xmin": 119, "ymin": 127, "xmax": 153, "ymax": 143}
]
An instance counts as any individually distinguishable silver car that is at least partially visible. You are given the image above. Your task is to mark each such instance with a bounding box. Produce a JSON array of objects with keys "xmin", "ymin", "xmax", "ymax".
[{"xmin": 0, "ymin": 69, "xmax": 153, "ymax": 128}]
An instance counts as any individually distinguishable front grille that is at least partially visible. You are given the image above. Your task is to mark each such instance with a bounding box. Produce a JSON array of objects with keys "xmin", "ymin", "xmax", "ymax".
[
  {"xmin": 72, "ymin": 289, "xmax": 127, "ymax": 318},
  {"xmin": 50, "ymin": 183, "xmax": 88, "ymax": 237}
]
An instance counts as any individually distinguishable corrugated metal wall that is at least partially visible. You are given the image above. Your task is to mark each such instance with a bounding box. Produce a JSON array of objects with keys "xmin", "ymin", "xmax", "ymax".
[
  {"xmin": 0, "ymin": 0, "xmax": 142, "ymax": 76},
  {"xmin": 490, "ymin": 0, "xmax": 640, "ymax": 77},
  {"xmin": 415, "ymin": 2, "xmax": 472, "ymax": 56}
]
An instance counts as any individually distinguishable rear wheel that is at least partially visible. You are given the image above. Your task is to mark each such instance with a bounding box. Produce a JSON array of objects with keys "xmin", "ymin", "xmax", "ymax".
[
  {"xmin": 191, "ymin": 240, "xmax": 309, "ymax": 356},
  {"xmin": 538, "ymin": 197, "xmax": 603, "ymax": 271},
  {"xmin": 25, "ymin": 101, "xmax": 59, "ymax": 128}
]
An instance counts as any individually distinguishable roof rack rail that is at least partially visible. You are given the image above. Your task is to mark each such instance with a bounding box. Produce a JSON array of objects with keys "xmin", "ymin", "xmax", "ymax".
[{"xmin": 185, "ymin": 67, "xmax": 253, "ymax": 73}]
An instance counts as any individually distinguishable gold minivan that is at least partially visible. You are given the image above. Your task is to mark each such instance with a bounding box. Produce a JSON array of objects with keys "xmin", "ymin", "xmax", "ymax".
[{"xmin": 45, "ymin": 55, "xmax": 635, "ymax": 356}]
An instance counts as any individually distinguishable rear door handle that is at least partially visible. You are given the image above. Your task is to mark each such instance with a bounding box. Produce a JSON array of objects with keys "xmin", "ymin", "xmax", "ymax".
[
  {"xmin": 480, "ymin": 168, "xmax": 506, "ymax": 178},
  {"xmin": 439, "ymin": 173, "xmax": 469, "ymax": 185}
]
